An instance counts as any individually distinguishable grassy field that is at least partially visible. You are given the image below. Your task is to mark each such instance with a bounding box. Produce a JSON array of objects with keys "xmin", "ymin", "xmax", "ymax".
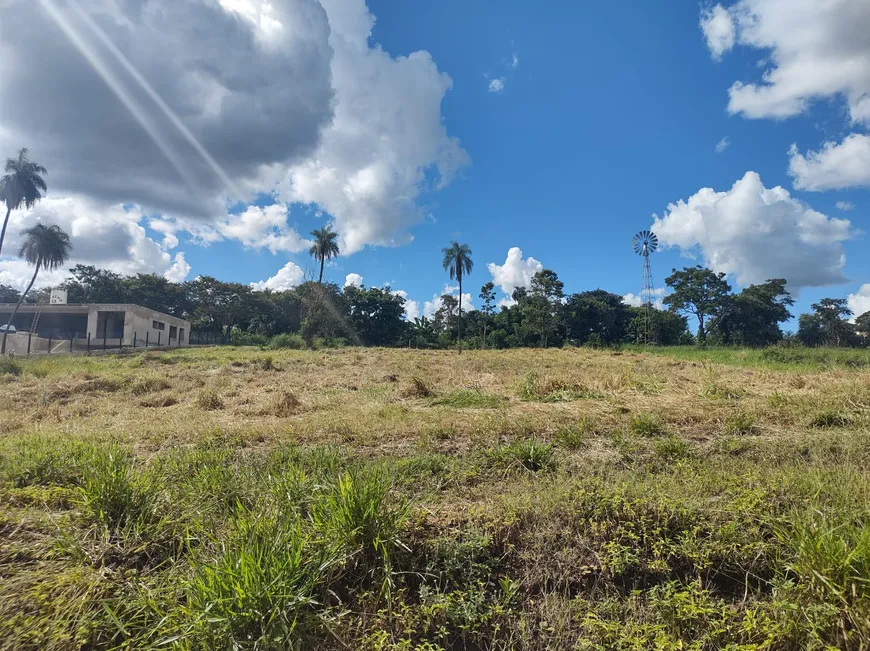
[{"xmin": 1, "ymin": 346, "xmax": 869, "ymax": 650}]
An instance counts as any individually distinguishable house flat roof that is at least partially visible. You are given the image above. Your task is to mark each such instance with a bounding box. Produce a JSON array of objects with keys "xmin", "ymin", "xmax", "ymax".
[{"xmin": 0, "ymin": 303, "xmax": 189, "ymax": 324}]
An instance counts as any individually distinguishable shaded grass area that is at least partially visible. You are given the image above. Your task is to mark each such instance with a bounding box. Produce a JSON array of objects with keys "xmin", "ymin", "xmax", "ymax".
[
  {"xmin": 2, "ymin": 346, "xmax": 870, "ymax": 649},
  {"xmin": 627, "ymin": 344, "xmax": 870, "ymax": 370}
]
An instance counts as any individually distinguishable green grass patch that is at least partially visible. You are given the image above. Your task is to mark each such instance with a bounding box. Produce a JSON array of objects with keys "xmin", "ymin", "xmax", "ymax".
[{"xmin": 432, "ymin": 390, "xmax": 506, "ymax": 409}]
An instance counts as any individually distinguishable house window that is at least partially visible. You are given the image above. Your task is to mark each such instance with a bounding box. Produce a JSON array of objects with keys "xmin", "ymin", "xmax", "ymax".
[
  {"xmin": 169, "ymin": 325, "xmax": 178, "ymax": 339},
  {"xmin": 152, "ymin": 320, "xmax": 165, "ymax": 331},
  {"xmin": 179, "ymin": 328, "xmax": 185, "ymax": 343}
]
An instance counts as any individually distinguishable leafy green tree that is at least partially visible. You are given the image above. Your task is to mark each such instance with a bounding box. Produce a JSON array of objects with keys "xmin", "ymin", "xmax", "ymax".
[
  {"xmin": 564, "ymin": 290, "xmax": 633, "ymax": 345},
  {"xmin": 0, "ymin": 284, "xmax": 21, "ymax": 303},
  {"xmin": 409, "ymin": 316, "xmax": 438, "ymax": 348},
  {"xmin": 125, "ymin": 273, "xmax": 192, "ymax": 317},
  {"xmin": 855, "ymin": 311, "xmax": 870, "ymax": 340},
  {"xmin": 712, "ymin": 279, "xmax": 793, "ymax": 347},
  {"xmin": 628, "ymin": 307, "xmax": 689, "ymax": 346},
  {"xmin": 59, "ymin": 265, "xmax": 126, "ymax": 303},
  {"xmin": 479, "ymin": 281, "xmax": 496, "ymax": 347},
  {"xmin": 432, "ymin": 293, "xmax": 459, "ymax": 336},
  {"xmin": 309, "ymin": 226, "xmax": 340, "ymax": 283},
  {"xmin": 810, "ymin": 298, "xmax": 855, "ymax": 347},
  {"xmin": 663, "ymin": 266, "xmax": 731, "ymax": 345},
  {"xmin": 0, "ymin": 149, "xmax": 47, "ymax": 256},
  {"xmin": 186, "ymin": 276, "xmax": 254, "ymax": 341},
  {"xmin": 796, "ymin": 313, "xmax": 824, "ymax": 347},
  {"xmin": 295, "ymin": 281, "xmax": 349, "ymax": 346},
  {"xmin": 524, "ymin": 269, "xmax": 564, "ymax": 347},
  {"xmin": 2, "ymin": 224, "xmax": 71, "ymax": 353},
  {"xmin": 441, "ymin": 242, "xmax": 473, "ymax": 346},
  {"xmin": 344, "ymin": 285, "xmax": 407, "ymax": 346}
]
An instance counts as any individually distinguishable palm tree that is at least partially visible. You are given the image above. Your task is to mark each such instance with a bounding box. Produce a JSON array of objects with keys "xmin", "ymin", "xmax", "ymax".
[
  {"xmin": 2, "ymin": 224, "xmax": 71, "ymax": 354},
  {"xmin": 441, "ymin": 241, "xmax": 473, "ymax": 348},
  {"xmin": 308, "ymin": 226, "xmax": 340, "ymax": 283},
  {"xmin": 0, "ymin": 149, "xmax": 48, "ymax": 257}
]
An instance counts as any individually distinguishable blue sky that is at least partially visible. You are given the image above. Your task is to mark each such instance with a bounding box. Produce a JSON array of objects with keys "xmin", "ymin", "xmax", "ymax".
[{"xmin": 2, "ymin": 0, "xmax": 869, "ymax": 327}]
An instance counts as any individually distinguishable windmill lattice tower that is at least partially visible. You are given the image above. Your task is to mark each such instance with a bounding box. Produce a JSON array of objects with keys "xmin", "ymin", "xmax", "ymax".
[{"xmin": 632, "ymin": 230, "xmax": 658, "ymax": 344}]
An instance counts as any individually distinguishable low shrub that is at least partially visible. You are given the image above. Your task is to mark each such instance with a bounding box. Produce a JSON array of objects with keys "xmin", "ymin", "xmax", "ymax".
[{"xmin": 268, "ymin": 333, "xmax": 306, "ymax": 350}]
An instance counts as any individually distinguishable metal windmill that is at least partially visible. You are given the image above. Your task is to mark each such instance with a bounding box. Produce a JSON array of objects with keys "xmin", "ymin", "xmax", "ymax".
[{"xmin": 632, "ymin": 230, "xmax": 658, "ymax": 344}]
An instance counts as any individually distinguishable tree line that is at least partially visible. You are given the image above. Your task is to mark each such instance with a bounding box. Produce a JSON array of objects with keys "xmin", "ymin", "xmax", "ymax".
[{"xmin": 2, "ymin": 147, "xmax": 868, "ymax": 350}]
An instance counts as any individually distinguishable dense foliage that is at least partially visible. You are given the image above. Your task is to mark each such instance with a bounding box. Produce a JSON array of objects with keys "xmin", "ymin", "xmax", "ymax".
[{"xmin": 2, "ymin": 262, "xmax": 869, "ymax": 349}]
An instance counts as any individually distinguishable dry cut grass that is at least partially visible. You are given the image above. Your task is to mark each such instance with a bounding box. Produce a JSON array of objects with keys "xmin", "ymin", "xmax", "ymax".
[{"xmin": 1, "ymin": 346, "xmax": 870, "ymax": 649}]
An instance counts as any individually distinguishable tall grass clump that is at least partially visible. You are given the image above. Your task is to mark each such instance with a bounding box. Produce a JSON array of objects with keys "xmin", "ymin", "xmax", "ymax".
[
  {"xmin": 183, "ymin": 513, "xmax": 341, "ymax": 649},
  {"xmin": 0, "ymin": 357, "xmax": 22, "ymax": 376},
  {"xmin": 502, "ymin": 438, "xmax": 556, "ymax": 472},
  {"xmin": 518, "ymin": 371, "xmax": 598, "ymax": 402},
  {"xmin": 2, "ymin": 437, "xmax": 88, "ymax": 487},
  {"xmin": 630, "ymin": 412, "xmax": 668, "ymax": 437},
  {"xmin": 314, "ymin": 469, "xmax": 409, "ymax": 590},
  {"xmin": 77, "ymin": 446, "xmax": 163, "ymax": 535}
]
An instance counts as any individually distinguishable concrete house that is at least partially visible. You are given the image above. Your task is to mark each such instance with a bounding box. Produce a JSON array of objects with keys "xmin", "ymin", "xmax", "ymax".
[{"xmin": 0, "ymin": 291, "xmax": 190, "ymax": 351}]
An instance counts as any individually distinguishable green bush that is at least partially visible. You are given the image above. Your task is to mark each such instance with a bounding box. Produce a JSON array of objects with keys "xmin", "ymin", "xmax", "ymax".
[
  {"xmin": 0, "ymin": 357, "xmax": 22, "ymax": 376},
  {"xmin": 725, "ymin": 412, "xmax": 758, "ymax": 435},
  {"xmin": 228, "ymin": 330, "xmax": 269, "ymax": 347},
  {"xmin": 268, "ymin": 333, "xmax": 306, "ymax": 350}
]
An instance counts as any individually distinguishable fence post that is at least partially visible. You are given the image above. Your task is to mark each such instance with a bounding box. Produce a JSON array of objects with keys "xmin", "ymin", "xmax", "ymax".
[
  {"xmin": 27, "ymin": 331, "xmax": 32, "ymax": 355},
  {"xmin": 69, "ymin": 337, "xmax": 73, "ymax": 353},
  {"xmin": 146, "ymin": 332, "xmax": 149, "ymax": 348},
  {"xmin": 158, "ymin": 332, "xmax": 161, "ymax": 347},
  {"xmin": 47, "ymin": 336, "xmax": 52, "ymax": 354},
  {"xmin": 133, "ymin": 332, "xmax": 137, "ymax": 348},
  {"xmin": 87, "ymin": 333, "xmax": 91, "ymax": 354},
  {"xmin": 102, "ymin": 320, "xmax": 107, "ymax": 351}
]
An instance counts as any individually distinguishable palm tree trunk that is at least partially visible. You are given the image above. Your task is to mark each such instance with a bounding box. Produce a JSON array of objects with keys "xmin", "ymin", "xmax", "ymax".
[
  {"xmin": 0, "ymin": 206, "xmax": 11, "ymax": 258},
  {"xmin": 457, "ymin": 275, "xmax": 463, "ymax": 353},
  {"xmin": 319, "ymin": 257, "xmax": 325, "ymax": 283},
  {"xmin": 2, "ymin": 261, "xmax": 39, "ymax": 355}
]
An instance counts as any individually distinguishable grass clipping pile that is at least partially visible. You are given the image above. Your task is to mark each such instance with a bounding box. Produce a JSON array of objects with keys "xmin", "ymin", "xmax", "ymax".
[{"xmin": 1, "ymin": 345, "xmax": 870, "ymax": 650}]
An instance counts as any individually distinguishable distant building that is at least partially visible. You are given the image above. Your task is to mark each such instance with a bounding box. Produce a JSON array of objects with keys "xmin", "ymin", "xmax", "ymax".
[{"xmin": 0, "ymin": 303, "xmax": 190, "ymax": 348}]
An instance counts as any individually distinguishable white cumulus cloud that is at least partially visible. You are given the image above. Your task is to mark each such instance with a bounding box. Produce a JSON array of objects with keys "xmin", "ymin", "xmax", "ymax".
[
  {"xmin": 837, "ymin": 201, "xmax": 856, "ymax": 211},
  {"xmin": 390, "ymin": 289, "xmax": 419, "ymax": 320},
  {"xmin": 250, "ymin": 261, "xmax": 305, "ymax": 291},
  {"xmin": 344, "ymin": 272, "xmax": 364, "ymax": 287},
  {"xmin": 487, "ymin": 247, "xmax": 543, "ymax": 299},
  {"xmin": 423, "ymin": 284, "xmax": 475, "ymax": 318},
  {"xmin": 622, "ymin": 288, "xmax": 665, "ymax": 309},
  {"xmin": 217, "ymin": 204, "xmax": 310, "ymax": 253},
  {"xmin": 715, "ymin": 136, "xmax": 731, "ymax": 153},
  {"xmin": 278, "ymin": 0, "xmax": 468, "ymax": 254},
  {"xmin": 652, "ymin": 171, "xmax": 854, "ymax": 290},
  {"xmin": 700, "ymin": 0, "xmax": 870, "ymax": 125},
  {"xmin": 700, "ymin": 5, "xmax": 736, "ymax": 61},
  {"xmin": 0, "ymin": 195, "xmax": 188, "ymax": 290},
  {"xmin": 164, "ymin": 253, "xmax": 191, "ymax": 283},
  {"xmin": 788, "ymin": 135, "xmax": 870, "ymax": 191},
  {"xmin": 848, "ymin": 284, "xmax": 870, "ymax": 321}
]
